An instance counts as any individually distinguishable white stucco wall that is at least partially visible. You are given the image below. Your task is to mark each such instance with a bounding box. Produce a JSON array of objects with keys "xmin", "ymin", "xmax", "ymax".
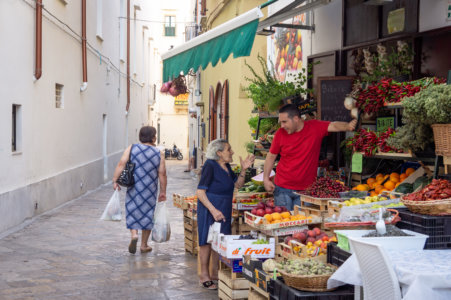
[
  {"xmin": 0, "ymin": 0, "xmax": 150, "ymax": 233},
  {"xmin": 419, "ymin": 0, "xmax": 451, "ymax": 32}
]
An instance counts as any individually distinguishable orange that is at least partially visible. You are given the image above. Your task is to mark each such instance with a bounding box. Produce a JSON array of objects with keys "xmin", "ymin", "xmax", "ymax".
[
  {"xmin": 271, "ymin": 220, "xmax": 281, "ymax": 224},
  {"xmin": 370, "ymin": 191, "xmax": 379, "ymax": 197},
  {"xmin": 389, "ymin": 175, "xmax": 400, "ymax": 183},
  {"xmin": 395, "ymin": 182, "xmax": 401, "ymax": 188},
  {"xmin": 282, "ymin": 218, "xmax": 291, "ymax": 222},
  {"xmin": 384, "ymin": 174, "xmax": 389, "ymax": 180},
  {"xmin": 271, "ymin": 212, "xmax": 282, "ymax": 221},
  {"xmin": 281, "ymin": 212, "xmax": 291, "ymax": 219},
  {"xmin": 374, "ymin": 185, "xmax": 384, "ymax": 193},
  {"xmin": 366, "ymin": 178, "xmax": 376, "ymax": 186},
  {"xmin": 406, "ymin": 168, "xmax": 415, "ymax": 176},
  {"xmin": 384, "ymin": 180, "xmax": 396, "ymax": 190},
  {"xmin": 400, "ymin": 173, "xmax": 408, "ymax": 181},
  {"xmin": 376, "ymin": 173, "xmax": 384, "ymax": 181},
  {"xmin": 390, "ymin": 172, "xmax": 400, "ymax": 179},
  {"xmin": 264, "ymin": 214, "xmax": 272, "ymax": 223},
  {"xmin": 356, "ymin": 184, "xmax": 370, "ymax": 191}
]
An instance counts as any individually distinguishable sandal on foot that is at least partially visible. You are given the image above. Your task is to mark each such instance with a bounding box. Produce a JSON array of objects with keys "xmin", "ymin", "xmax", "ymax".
[
  {"xmin": 128, "ymin": 238, "xmax": 138, "ymax": 254},
  {"xmin": 199, "ymin": 280, "xmax": 217, "ymax": 290},
  {"xmin": 140, "ymin": 247, "xmax": 152, "ymax": 253}
]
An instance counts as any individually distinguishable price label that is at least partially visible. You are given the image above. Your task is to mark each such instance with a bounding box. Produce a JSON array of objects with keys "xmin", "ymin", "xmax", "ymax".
[
  {"xmin": 376, "ymin": 116, "xmax": 395, "ymax": 132},
  {"xmin": 352, "ymin": 152, "xmax": 363, "ymax": 173}
]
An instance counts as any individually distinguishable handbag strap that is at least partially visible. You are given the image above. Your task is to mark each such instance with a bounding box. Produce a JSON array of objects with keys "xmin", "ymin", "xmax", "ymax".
[{"xmin": 128, "ymin": 144, "xmax": 134, "ymax": 161}]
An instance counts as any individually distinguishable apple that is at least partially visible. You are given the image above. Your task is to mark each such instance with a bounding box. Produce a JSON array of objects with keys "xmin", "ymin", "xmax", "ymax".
[
  {"xmin": 313, "ymin": 227, "xmax": 321, "ymax": 236},
  {"xmin": 322, "ymin": 235, "xmax": 329, "ymax": 242},
  {"xmin": 274, "ymin": 206, "xmax": 282, "ymax": 213},
  {"xmin": 266, "ymin": 200, "xmax": 275, "ymax": 208},
  {"xmin": 307, "ymin": 230, "xmax": 316, "ymax": 238},
  {"xmin": 256, "ymin": 209, "xmax": 265, "ymax": 217},
  {"xmin": 265, "ymin": 207, "xmax": 273, "ymax": 215},
  {"xmin": 257, "ymin": 202, "xmax": 265, "ymax": 210},
  {"xmin": 251, "ymin": 208, "xmax": 258, "ymax": 215}
]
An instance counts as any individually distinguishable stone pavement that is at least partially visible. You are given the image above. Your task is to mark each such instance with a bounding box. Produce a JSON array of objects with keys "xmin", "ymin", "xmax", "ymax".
[{"xmin": 0, "ymin": 161, "xmax": 219, "ymax": 300}]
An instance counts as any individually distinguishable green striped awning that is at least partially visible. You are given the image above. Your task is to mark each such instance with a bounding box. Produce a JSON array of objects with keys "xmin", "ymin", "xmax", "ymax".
[{"xmin": 162, "ymin": 8, "xmax": 263, "ymax": 82}]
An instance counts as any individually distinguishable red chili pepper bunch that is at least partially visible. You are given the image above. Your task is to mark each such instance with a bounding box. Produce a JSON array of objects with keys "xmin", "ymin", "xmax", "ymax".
[
  {"xmin": 348, "ymin": 129, "xmax": 378, "ymax": 157},
  {"xmin": 355, "ymin": 77, "xmax": 446, "ymax": 113},
  {"xmin": 403, "ymin": 179, "xmax": 451, "ymax": 201},
  {"xmin": 377, "ymin": 127, "xmax": 403, "ymax": 153}
]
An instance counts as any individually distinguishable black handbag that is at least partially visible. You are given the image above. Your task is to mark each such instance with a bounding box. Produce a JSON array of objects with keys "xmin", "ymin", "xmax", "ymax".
[{"xmin": 116, "ymin": 145, "xmax": 135, "ymax": 187}]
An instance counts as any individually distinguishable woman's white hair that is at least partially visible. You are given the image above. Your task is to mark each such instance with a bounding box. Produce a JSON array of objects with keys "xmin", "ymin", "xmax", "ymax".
[{"xmin": 206, "ymin": 139, "xmax": 228, "ymax": 160}]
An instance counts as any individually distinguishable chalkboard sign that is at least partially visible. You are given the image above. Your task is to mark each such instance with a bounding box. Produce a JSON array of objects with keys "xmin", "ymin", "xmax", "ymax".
[{"xmin": 317, "ymin": 76, "xmax": 354, "ymax": 122}]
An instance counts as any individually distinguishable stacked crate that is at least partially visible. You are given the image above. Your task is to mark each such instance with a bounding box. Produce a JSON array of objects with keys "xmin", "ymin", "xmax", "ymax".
[
  {"xmin": 396, "ymin": 210, "xmax": 451, "ymax": 249},
  {"xmin": 184, "ymin": 214, "xmax": 198, "ymax": 255},
  {"xmin": 218, "ymin": 260, "xmax": 249, "ymax": 300},
  {"xmin": 232, "ymin": 215, "xmax": 253, "ymax": 235}
]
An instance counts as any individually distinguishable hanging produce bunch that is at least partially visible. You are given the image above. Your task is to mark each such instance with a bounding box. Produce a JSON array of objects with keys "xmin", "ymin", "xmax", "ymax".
[
  {"xmin": 343, "ymin": 128, "xmax": 403, "ymax": 157},
  {"xmin": 160, "ymin": 75, "xmax": 188, "ymax": 97},
  {"xmin": 355, "ymin": 77, "xmax": 446, "ymax": 114}
]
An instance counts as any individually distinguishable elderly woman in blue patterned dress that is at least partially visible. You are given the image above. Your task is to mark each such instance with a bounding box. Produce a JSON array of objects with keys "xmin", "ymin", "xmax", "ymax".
[
  {"xmin": 197, "ymin": 139, "xmax": 254, "ymax": 290},
  {"xmin": 113, "ymin": 126, "xmax": 167, "ymax": 254}
]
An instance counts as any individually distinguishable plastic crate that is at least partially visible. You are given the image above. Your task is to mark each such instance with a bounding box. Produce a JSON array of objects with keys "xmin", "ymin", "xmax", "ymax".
[
  {"xmin": 327, "ymin": 243, "xmax": 351, "ymax": 267},
  {"xmin": 396, "ymin": 220, "xmax": 451, "ymax": 236},
  {"xmin": 424, "ymin": 235, "xmax": 451, "ymax": 250},
  {"xmin": 397, "ymin": 210, "xmax": 451, "ymax": 231},
  {"xmin": 270, "ymin": 278, "xmax": 354, "ymax": 300}
]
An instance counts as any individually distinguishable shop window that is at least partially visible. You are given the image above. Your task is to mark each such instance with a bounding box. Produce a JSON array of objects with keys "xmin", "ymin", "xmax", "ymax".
[
  {"xmin": 12, "ymin": 104, "xmax": 22, "ymax": 153},
  {"xmin": 55, "ymin": 83, "xmax": 64, "ymax": 108},
  {"xmin": 164, "ymin": 16, "xmax": 176, "ymax": 37}
]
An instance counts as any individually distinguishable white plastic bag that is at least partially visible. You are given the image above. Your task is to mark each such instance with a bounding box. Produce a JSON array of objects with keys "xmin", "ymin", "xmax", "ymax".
[
  {"xmin": 207, "ymin": 222, "xmax": 221, "ymax": 244},
  {"xmin": 151, "ymin": 201, "xmax": 171, "ymax": 243},
  {"xmin": 101, "ymin": 190, "xmax": 122, "ymax": 221}
]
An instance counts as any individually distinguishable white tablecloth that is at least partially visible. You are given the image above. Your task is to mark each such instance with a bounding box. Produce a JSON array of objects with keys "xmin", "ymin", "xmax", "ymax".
[{"xmin": 328, "ymin": 249, "xmax": 451, "ymax": 300}]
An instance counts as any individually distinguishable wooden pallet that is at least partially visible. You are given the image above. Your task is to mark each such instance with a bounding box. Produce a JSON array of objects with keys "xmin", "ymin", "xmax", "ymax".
[
  {"xmin": 249, "ymin": 282, "xmax": 270, "ymax": 300},
  {"xmin": 218, "ymin": 268, "xmax": 249, "ymax": 300}
]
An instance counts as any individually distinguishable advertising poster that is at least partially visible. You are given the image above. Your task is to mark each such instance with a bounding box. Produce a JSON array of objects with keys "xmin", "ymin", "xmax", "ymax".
[{"xmin": 267, "ymin": 13, "xmax": 306, "ymax": 83}]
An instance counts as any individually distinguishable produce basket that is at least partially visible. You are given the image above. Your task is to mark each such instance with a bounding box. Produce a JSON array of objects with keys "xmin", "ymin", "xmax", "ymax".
[
  {"xmin": 278, "ymin": 267, "xmax": 337, "ymax": 292},
  {"xmin": 431, "ymin": 124, "xmax": 451, "ymax": 156},
  {"xmin": 401, "ymin": 197, "xmax": 451, "ymax": 216},
  {"xmin": 244, "ymin": 211, "xmax": 322, "ymax": 230},
  {"xmin": 324, "ymin": 209, "xmax": 400, "ymax": 230}
]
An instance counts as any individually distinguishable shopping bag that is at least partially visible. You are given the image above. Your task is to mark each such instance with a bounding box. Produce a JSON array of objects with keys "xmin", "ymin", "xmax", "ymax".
[
  {"xmin": 151, "ymin": 201, "xmax": 171, "ymax": 243},
  {"xmin": 100, "ymin": 190, "xmax": 122, "ymax": 221},
  {"xmin": 207, "ymin": 222, "xmax": 221, "ymax": 244}
]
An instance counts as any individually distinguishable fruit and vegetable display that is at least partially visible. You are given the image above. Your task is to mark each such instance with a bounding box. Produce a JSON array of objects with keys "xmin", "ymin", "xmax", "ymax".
[
  {"xmin": 362, "ymin": 225, "xmax": 412, "ymax": 237},
  {"xmin": 353, "ymin": 169, "xmax": 416, "ymax": 196},
  {"xmin": 370, "ymin": 201, "xmax": 403, "ymax": 209},
  {"xmin": 277, "ymin": 258, "xmax": 336, "ymax": 276},
  {"xmin": 303, "ymin": 177, "xmax": 349, "ymax": 198},
  {"xmin": 284, "ymin": 227, "xmax": 337, "ymax": 256},
  {"xmin": 342, "ymin": 196, "xmax": 388, "ymax": 206},
  {"xmin": 252, "ymin": 238, "xmax": 270, "ymax": 245},
  {"xmin": 326, "ymin": 207, "xmax": 396, "ymax": 224},
  {"xmin": 238, "ymin": 182, "xmax": 266, "ymax": 193},
  {"xmin": 403, "ymin": 179, "xmax": 451, "ymax": 201},
  {"xmin": 250, "ymin": 200, "xmax": 287, "ymax": 217}
]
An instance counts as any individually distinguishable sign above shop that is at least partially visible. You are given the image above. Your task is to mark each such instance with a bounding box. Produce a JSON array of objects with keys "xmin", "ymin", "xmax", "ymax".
[{"xmin": 174, "ymin": 93, "xmax": 188, "ymax": 105}]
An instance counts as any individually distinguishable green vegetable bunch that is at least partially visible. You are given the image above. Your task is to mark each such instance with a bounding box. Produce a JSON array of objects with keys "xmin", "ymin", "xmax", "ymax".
[{"xmin": 247, "ymin": 116, "xmax": 279, "ymax": 135}]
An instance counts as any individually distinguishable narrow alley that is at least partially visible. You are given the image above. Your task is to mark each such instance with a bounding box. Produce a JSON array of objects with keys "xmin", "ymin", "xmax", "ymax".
[{"xmin": 0, "ymin": 161, "xmax": 216, "ymax": 300}]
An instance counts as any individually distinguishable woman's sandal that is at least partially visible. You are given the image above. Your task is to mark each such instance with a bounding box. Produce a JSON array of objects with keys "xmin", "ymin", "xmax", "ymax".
[
  {"xmin": 199, "ymin": 280, "xmax": 217, "ymax": 290},
  {"xmin": 128, "ymin": 238, "xmax": 138, "ymax": 254}
]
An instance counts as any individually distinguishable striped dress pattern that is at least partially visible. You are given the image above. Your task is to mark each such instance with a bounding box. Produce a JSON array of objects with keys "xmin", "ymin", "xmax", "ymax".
[{"xmin": 125, "ymin": 144, "xmax": 161, "ymax": 230}]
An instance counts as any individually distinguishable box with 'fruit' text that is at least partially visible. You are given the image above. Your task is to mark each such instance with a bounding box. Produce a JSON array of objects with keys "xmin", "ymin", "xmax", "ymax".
[{"xmin": 218, "ymin": 234, "xmax": 275, "ymax": 259}]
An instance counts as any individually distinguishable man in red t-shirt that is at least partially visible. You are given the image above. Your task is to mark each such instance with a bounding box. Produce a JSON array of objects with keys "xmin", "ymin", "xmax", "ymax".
[{"xmin": 263, "ymin": 104, "xmax": 357, "ymax": 210}]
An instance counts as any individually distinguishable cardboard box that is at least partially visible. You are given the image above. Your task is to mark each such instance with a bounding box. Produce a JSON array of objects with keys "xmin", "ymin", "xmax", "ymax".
[
  {"xmin": 242, "ymin": 255, "xmax": 263, "ymax": 284},
  {"xmin": 218, "ymin": 234, "xmax": 275, "ymax": 259}
]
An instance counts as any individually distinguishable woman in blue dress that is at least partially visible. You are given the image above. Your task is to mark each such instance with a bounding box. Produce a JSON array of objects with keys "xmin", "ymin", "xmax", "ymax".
[
  {"xmin": 197, "ymin": 139, "xmax": 254, "ymax": 289},
  {"xmin": 113, "ymin": 126, "xmax": 167, "ymax": 254}
]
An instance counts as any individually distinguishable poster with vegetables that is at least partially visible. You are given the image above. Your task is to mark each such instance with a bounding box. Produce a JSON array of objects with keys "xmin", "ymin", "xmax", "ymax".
[{"xmin": 267, "ymin": 14, "xmax": 306, "ymax": 83}]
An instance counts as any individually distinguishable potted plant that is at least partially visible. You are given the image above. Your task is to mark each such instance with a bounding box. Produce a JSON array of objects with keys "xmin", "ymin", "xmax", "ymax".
[
  {"xmin": 386, "ymin": 83, "xmax": 451, "ymax": 153},
  {"xmin": 244, "ymin": 55, "xmax": 315, "ymax": 113}
]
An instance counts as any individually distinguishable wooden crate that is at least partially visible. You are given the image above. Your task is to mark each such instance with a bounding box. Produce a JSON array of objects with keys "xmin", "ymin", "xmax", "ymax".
[
  {"xmin": 184, "ymin": 237, "xmax": 198, "ymax": 256},
  {"xmin": 249, "ymin": 282, "xmax": 270, "ymax": 300},
  {"xmin": 300, "ymin": 206, "xmax": 329, "ymax": 218},
  {"xmin": 218, "ymin": 268, "xmax": 249, "ymax": 300},
  {"xmin": 183, "ymin": 216, "xmax": 197, "ymax": 231},
  {"xmin": 184, "ymin": 228, "xmax": 197, "ymax": 242},
  {"xmin": 351, "ymin": 173, "xmax": 363, "ymax": 187}
]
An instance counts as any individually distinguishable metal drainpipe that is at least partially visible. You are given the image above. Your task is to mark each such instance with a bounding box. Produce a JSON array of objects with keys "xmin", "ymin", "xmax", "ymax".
[
  {"xmin": 34, "ymin": 0, "xmax": 42, "ymax": 81},
  {"xmin": 126, "ymin": 0, "xmax": 130, "ymax": 112},
  {"xmin": 80, "ymin": 0, "xmax": 88, "ymax": 92}
]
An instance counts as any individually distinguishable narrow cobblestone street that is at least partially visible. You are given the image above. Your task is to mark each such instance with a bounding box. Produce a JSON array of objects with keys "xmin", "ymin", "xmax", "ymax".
[{"xmin": 0, "ymin": 161, "xmax": 217, "ymax": 300}]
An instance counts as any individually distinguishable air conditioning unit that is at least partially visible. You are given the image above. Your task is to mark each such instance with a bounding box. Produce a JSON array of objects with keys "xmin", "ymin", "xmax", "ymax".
[{"xmin": 364, "ymin": 0, "xmax": 393, "ymax": 5}]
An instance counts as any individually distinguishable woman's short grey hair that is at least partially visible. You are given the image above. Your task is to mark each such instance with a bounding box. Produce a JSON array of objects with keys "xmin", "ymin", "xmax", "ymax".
[{"xmin": 206, "ymin": 139, "xmax": 228, "ymax": 160}]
